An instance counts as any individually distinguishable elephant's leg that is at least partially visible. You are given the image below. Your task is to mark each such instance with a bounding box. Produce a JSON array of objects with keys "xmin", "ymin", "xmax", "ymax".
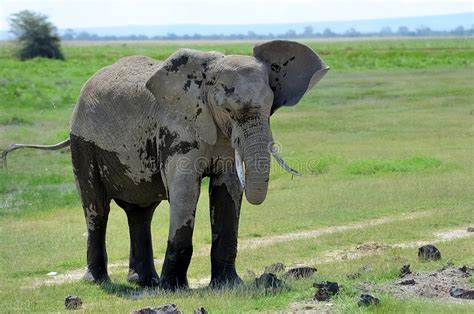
[
  {"xmin": 209, "ymin": 171, "xmax": 243, "ymax": 287},
  {"xmin": 83, "ymin": 200, "xmax": 111, "ymax": 283},
  {"xmin": 159, "ymin": 172, "xmax": 201, "ymax": 291},
  {"xmin": 115, "ymin": 199, "xmax": 159, "ymax": 286},
  {"xmin": 71, "ymin": 136, "xmax": 111, "ymax": 283}
]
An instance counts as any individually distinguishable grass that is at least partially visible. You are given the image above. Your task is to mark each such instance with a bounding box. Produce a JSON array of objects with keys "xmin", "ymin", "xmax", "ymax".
[{"xmin": 0, "ymin": 38, "xmax": 473, "ymax": 312}]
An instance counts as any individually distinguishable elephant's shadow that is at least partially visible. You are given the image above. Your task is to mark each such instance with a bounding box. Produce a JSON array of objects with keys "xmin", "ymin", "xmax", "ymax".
[{"xmin": 98, "ymin": 280, "xmax": 284, "ymax": 299}]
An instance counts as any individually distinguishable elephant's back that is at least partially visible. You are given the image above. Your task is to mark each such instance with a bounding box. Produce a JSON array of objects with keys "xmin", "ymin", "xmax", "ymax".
[
  {"xmin": 70, "ymin": 56, "xmax": 165, "ymax": 185},
  {"xmin": 70, "ymin": 55, "xmax": 161, "ymax": 146}
]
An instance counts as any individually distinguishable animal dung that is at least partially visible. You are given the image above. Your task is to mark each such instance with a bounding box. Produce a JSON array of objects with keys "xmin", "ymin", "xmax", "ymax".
[
  {"xmin": 313, "ymin": 281, "xmax": 340, "ymax": 301},
  {"xmin": 357, "ymin": 294, "xmax": 380, "ymax": 307},
  {"xmin": 131, "ymin": 304, "xmax": 180, "ymax": 314},
  {"xmin": 399, "ymin": 264, "xmax": 412, "ymax": 277},
  {"xmin": 418, "ymin": 244, "xmax": 441, "ymax": 261},
  {"xmin": 284, "ymin": 266, "xmax": 317, "ymax": 279},
  {"xmin": 399, "ymin": 279, "xmax": 416, "ymax": 285},
  {"xmin": 194, "ymin": 307, "xmax": 208, "ymax": 314},
  {"xmin": 64, "ymin": 295, "xmax": 82, "ymax": 310},
  {"xmin": 254, "ymin": 273, "xmax": 283, "ymax": 289},
  {"xmin": 449, "ymin": 287, "xmax": 474, "ymax": 300}
]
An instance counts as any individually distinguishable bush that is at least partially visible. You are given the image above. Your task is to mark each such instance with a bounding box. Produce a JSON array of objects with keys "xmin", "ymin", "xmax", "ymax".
[{"xmin": 9, "ymin": 10, "xmax": 64, "ymax": 60}]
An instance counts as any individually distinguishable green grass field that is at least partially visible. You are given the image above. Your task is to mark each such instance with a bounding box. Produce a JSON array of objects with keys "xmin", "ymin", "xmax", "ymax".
[{"xmin": 1, "ymin": 38, "xmax": 473, "ymax": 313}]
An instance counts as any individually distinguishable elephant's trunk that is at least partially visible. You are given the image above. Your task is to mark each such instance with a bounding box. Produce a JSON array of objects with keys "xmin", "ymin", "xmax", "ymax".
[{"xmin": 236, "ymin": 120, "xmax": 271, "ymax": 205}]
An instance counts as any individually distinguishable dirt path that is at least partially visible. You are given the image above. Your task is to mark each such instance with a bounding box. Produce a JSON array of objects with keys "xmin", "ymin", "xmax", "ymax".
[
  {"xmin": 294, "ymin": 226, "xmax": 474, "ymax": 268},
  {"xmin": 31, "ymin": 210, "xmax": 471, "ymax": 288}
]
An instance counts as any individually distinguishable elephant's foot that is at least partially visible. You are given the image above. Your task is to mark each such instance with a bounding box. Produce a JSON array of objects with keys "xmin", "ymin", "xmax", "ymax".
[
  {"xmin": 83, "ymin": 269, "xmax": 110, "ymax": 284},
  {"xmin": 158, "ymin": 275, "xmax": 189, "ymax": 291},
  {"xmin": 210, "ymin": 271, "xmax": 243, "ymax": 288},
  {"xmin": 128, "ymin": 269, "xmax": 159, "ymax": 287}
]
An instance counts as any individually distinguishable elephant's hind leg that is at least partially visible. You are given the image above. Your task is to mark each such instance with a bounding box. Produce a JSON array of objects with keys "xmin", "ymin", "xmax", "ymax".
[
  {"xmin": 115, "ymin": 199, "xmax": 159, "ymax": 286},
  {"xmin": 71, "ymin": 134, "xmax": 111, "ymax": 283}
]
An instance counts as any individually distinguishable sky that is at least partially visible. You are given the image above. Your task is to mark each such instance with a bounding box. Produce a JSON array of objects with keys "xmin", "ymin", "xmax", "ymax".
[{"xmin": 0, "ymin": 0, "xmax": 472, "ymax": 31}]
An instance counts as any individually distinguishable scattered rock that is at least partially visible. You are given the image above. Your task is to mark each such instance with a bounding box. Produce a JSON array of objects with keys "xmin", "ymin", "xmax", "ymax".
[
  {"xmin": 313, "ymin": 281, "xmax": 340, "ymax": 301},
  {"xmin": 467, "ymin": 227, "xmax": 474, "ymax": 232},
  {"xmin": 194, "ymin": 307, "xmax": 208, "ymax": 314},
  {"xmin": 418, "ymin": 244, "xmax": 441, "ymax": 261},
  {"xmin": 357, "ymin": 294, "xmax": 380, "ymax": 307},
  {"xmin": 255, "ymin": 273, "xmax": 282, "ymax": 289},
  {"xmin": 131, "ymin": 304, "xmax": 180, "ymax": 314},
  {"xmin": 399, "ymin": 264, "xmax": 411, "ymax": 278},
  {"xmin": 399, "ymin": 279, "xmax": 416, "ymax": 285},
  {"xmin": 449, "ymin": 287, "xmax": 474, "ymax": 300},
  {"xmin": 285, "ymin": 267, "xmax": 317, "ymax": 279},
  {"xmin": 265, "ymin": 262, "xmax": 285, "ymax": 273},
  {"xmin": 64, "ymin": 295, "xmax": 82, "ymax": 310},
  {"xmin": 459, "ymin": 265, "xmax": 473, "ymax": 275}
]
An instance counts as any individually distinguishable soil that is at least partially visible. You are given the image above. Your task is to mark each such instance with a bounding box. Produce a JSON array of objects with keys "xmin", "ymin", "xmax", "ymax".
[{"xmin": 354, "ymin": 266, "xmax": 474, "ymax": 303}]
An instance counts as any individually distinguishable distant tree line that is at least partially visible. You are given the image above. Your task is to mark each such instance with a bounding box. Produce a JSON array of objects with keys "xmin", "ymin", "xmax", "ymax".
[{"xmin": 61, "ymin": 25, "xmax": 474, "ymax": 41}]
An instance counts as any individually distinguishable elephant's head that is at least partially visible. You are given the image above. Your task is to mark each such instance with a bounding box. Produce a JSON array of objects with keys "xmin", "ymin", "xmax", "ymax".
[{"xmin": 146, "ymin": 40, "xmax": 329, "ymax": 205}]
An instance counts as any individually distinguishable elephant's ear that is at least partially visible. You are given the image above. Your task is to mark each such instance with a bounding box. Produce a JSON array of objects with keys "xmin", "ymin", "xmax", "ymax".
[
  {"xmin": 146, "ymin": 49, "xmax": 224, "ymax": 145},
  {"xmin": 253, "ymin": 40, "xmax": 329, "ymax": 113}
]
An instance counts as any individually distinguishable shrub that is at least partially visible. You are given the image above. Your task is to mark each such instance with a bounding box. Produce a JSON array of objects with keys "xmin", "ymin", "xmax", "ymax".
[{"xmin": 9, "ymin": 10, "xmax": 64, "ymax": 60}]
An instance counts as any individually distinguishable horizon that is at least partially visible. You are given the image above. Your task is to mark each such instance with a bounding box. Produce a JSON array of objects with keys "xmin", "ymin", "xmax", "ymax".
[{"xmin": 1, "ymin": 0, "xmax": 472, "ymax": 31}]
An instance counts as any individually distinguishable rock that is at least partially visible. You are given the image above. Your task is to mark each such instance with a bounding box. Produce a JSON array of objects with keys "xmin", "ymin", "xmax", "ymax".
[
  {"xmin": 399, "ymin": 279, "xmax": 416, "ymax": 285},
  {"xmin": 459, "ymin": 265, "xmax": 474, "ymax": 275},
  {"xmin": 194, "ymin": 307, "xmax": 207, "ymax": 314},
  {"xmin": 313, "ymin": 281, "xmax": 340, "ymax": 301},
  {"xmin": 265, "ymin": 262, "xmax": 285, "ymax": 273},
  {"xmin": 449, "ymin": 287, "xmax": 474, "ymax": 300},
  {"xmin": 255, "ymin": 273, "xmax": 282, "ymax": 289},
  {"xmin": 467, "ymin": 227, "xmax": 474, "ymax": 232},
  {"xmin": 418, "ymin": 244, "xmax": 441, "ymax": 261},
  {"xmin": 47, "ymin": 271, "xmax": 58, "ymax": 276},
  {"xmin": 284, "ymin": 267, "xmax": 317, "ymax": 279},
  {"xmin": 357, "ymin": 294, "xmax": 380, "ymax": 307},
  {"xmin": 131, "ymin": 304, "xmax": 180, "ymax": 314},
  {"xmin": 64, "ymin": 295, "xmax": 82, "ymax": 310},
  {"xmin": 399, "ymin": 264, "xmax": 411, "ymax": 277}
]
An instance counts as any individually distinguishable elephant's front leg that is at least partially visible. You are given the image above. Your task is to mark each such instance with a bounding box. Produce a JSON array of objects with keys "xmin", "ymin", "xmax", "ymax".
[
  {"xmin": 209, "ymin": 169, "xmax": 243, "ymax": 287},
  {"xmin": 159, "ymin": 169, "xmax": 201, "ymax": 290}
]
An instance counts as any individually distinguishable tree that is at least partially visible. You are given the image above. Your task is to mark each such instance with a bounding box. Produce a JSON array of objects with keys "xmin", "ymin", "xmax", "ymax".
[
  {"xmin": 380, "ymin": 26, "xmax": 393, "ymax": 36},
  {"xmin": 9, "ymin": 10, "xmax": 64, "ymax": 60},
  {"xmin": 397, "ymin": 26, "xmax": 411, "ymax": 36},
  {"xmin": 303, "ymin": 26, "xmax": 314, "ymax": 38},
  {"xmin": 323, "ymin": 28, "xmax": 336, "ymax": 37}
]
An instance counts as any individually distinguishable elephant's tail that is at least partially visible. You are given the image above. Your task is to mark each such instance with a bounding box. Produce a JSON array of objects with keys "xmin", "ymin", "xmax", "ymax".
[{"xmin": 1, "ymin": 138, "xmax": 70, "ymax": 169}]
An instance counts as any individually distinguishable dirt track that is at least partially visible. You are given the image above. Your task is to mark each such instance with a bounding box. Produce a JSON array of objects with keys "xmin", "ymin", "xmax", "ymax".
[{"xmin": 30, "ymin": 210, "xmax": 474, "ymax": 288}]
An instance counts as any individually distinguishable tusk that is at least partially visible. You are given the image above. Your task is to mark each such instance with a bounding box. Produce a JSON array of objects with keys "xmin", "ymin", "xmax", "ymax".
[
  {"xmin": 270, "ymin": 144, "xmax": 302, "ymax": 176},
  {"xmin": 235, "ymin": 149, "xmax": 245, "ymax": 188}
]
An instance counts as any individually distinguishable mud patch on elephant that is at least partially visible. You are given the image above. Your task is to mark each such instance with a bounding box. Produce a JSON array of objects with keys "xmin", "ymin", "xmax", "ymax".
[
  {"xmin": 164, "ymin": 55, "xmax": 189, "ymax": 73},
  {"xmin": 158, "ymin": 127, "xmax": 199, "ymax": 166},
  {"xmin": 355, "ymin": 266, "xmax": 474, "ymax": 302}
]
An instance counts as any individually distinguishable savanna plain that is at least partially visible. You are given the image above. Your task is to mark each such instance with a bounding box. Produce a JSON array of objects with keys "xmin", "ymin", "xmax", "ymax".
[{"xmin": 0, "ymin": 38, "xmax": 473, "ymax": 313}]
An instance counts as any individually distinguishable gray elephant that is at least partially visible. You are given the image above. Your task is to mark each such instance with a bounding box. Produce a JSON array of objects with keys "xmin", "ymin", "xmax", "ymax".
[{"xmin": 2, "ymin": 40, "xmax": 328, "ymax": 289}]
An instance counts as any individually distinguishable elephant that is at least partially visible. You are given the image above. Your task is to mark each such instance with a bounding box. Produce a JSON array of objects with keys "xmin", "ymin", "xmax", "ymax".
[{"xmin": 1, "ymin": 40, "xmax": 329, "ymax": 289}]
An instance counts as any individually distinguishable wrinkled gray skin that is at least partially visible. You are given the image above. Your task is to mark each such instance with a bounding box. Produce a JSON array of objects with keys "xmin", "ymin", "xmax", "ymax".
[{"xmin": 3, "ymin": 41, "xmax": 328, "ymax": 290}]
